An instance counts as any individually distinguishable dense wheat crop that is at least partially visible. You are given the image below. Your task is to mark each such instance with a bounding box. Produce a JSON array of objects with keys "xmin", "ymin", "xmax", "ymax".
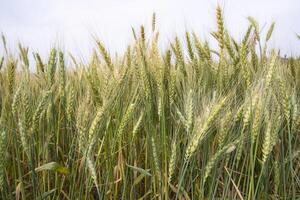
[{"xmin": 0, "ymin": 7, "xmax": 299, "ymax": 200}]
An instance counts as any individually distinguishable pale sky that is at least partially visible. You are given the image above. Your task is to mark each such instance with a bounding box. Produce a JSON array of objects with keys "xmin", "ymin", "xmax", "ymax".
[{"xmin": 0, "ymin": 0, "xmax": 299, "ymax": 61}]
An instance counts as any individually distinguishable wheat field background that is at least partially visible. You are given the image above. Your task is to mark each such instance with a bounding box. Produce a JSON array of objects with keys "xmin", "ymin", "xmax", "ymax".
[{"xmin": 0, "ymin": 6, "xmax": 299, "ymax": 200}]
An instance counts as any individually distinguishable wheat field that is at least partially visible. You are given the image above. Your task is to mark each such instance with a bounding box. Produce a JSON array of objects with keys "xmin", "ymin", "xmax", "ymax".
[{"xmin": 0, "ymin": 7, "xmax": 299, "ymax": 200}]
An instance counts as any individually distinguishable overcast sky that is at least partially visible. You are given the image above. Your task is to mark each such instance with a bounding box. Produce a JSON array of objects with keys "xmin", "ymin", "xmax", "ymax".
[{"xmin": 0, "ymin": 0, "xmax": 299, "ymax": 61}]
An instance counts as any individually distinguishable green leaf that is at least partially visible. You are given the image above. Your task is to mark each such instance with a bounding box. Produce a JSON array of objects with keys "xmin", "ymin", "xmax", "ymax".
[
  {"xmin": 126, "ymin": 163, "xmax": 152, "ymax": 176},
  {"xmin": 37, "ymin": 189, "xmax": 57, "ymax": 200},
  {"xmin": 35, "ymin": 162, "xmax": 69, "ymax": 175}
]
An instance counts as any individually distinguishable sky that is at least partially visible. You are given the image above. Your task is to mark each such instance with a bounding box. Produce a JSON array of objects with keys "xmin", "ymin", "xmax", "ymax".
[{"xmin": 0, "ymin": 0, "xmax": 299, "ymax": 62}]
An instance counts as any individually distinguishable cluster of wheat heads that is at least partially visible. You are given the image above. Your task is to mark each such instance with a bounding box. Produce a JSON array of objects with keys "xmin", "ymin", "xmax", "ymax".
[{"xmin": 0, "ymin": 6, "xmax": 300, "ymax": 200}]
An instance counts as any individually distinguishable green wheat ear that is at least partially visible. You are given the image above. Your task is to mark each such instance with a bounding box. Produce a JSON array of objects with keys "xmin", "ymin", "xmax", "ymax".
[
  {"xmin": 47, "ymin": 48, "xmax": 57, "ymax": 87},
  {"xmin": 0, "ymin": 56, "xmax": 4, "ymax": 70},
  {"xmin": 31, "ymin": 90, "xmax": 52, "ymax": 133},
  {"xmin": 152, "ymin": 12, "xmax": 156, "ymax": 32},
  {"xmin": 265, "ymin": 51, "xmax": 277, "ymax": 90},
  {"xmin": 216, "ymin": 5, "xmax": 225, "ymax": 51},
  {"xmin": 204, "ymin": 140, "xmax": 239, "ymax": 184},
  {"xmin": 186, "ymin": 31, "xmax": 195, "ymax": 61},
  {"xmin": 185, "ymin": 97, "xmax": 227, "ymax": 161},
  {"xmin": 12, "ymin": 86, "xmax": 22, "ymax": 117},
  {"xmin": 96, "ymin": 40, "xmax": 114, "ymax": 72},
  {"xmin": 266, "ymin": 22, "xmax": 275, "ymax": 42},
  {"xmin": 168, "ymin": 134, "xmax": 177, "ymax": 182},
  {"xmin": 116, "ymin": 103, "xmax": 136, "ymax": 146},
  {"xmin": 7, "ymin": 59, "xmax": 16, "ymax": 97},
  {"xmin": 248, "ymin": 16, "xmax": 260, "ymax": 41},
  {"xmin": 34, "ymin": 53, "xmax": 44, "ymax": 74},
  {"xmin": 262, "ymin": 121, "xmax": 272, "ymax": 165},
  {"xmin": 0, "ymin": 131, "xmax": 6, "ymax": 191}
]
